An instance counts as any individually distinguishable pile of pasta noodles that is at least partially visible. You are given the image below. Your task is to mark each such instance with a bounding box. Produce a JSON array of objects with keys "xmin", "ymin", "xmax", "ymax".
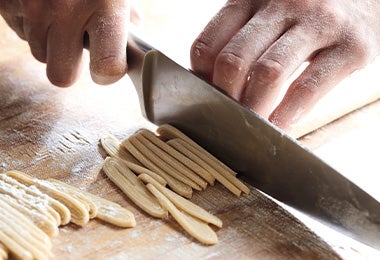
[
  {"xmin": 0, "ymin": 170, "xmax": 135, "ymax": 260},
  {"xmin": 101, "ymin": 124, "xmax": 250, "ymax": 245}
]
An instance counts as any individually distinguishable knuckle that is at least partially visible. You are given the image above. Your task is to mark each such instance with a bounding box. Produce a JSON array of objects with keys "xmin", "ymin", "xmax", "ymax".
[
  {"xmin": 301, "ymin": 1, "xmax": 345, "ymax": 38},
  {"xmin": 252, "ymin": 59, "xmax": 285, "ymax": 85},
  {"xmin": 294, "ymin": 78, "xmax": 320, "ymax": 97},
  {"xmin": 214, "ymin": 52, "xmax": 245, "ymax": 79},
  {"xmin": 190, "ymin": 40, "xmax": 215, "ymax": 65}
]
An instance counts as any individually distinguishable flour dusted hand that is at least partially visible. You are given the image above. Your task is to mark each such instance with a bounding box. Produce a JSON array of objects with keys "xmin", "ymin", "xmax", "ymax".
[
  {"xmin": 0, "ymin": 1, "xmax": 139, "ymax": 86},
  {"xmin": 190, "ymin": 0, "xmax": 380, "ymax": 132}
]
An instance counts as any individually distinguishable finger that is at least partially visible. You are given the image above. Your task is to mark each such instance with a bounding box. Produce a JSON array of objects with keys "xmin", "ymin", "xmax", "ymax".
[
  {"xmin": 190, "ymin": 0, "xmax": 257, "ymax": 81},
  {"xmin": 212, "ymin": 11, "xmax": 295, "ymax": 100},
  {"xmin": 21, "ymin": 0, "xmax": 49, "ymax": 62},
  {"xmin": 6, "ymin": 15, "xmax": 26, "ymax": 40},
  {"xmin": 269, "ymin": 45, "xmax": 364, "ymax": 132},
  {"xmin": 241, "ymin": 26, "xmax": 327, "ymax": 117},
  {"xmin": 86, "ymin": 3, "xmax": 130, "ymax": 85},
  {"xmin": 23, "ymin": 18, "xmax": 48, "ymax": 62},
  {"xmin": 46, "ymin": 22, "xmax": 84, "ymax": 87}
]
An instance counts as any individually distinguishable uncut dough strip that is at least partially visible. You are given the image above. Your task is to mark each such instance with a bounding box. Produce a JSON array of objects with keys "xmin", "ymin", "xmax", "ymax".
[
  {"xmin": 157, "ymin": 124, "xmax": 239, "ymax": 178},
  {"xmin": 48, "ymin": 178, "xmax": 136, "ymax": 228},
  {"xmin": 0, "ymin": 172, "xmax": 71, "ymax": 225},
  {"xmin": 101, "ymin": 135, "xmax": 142, "ymax": 165},
  {"xmin": 158, "ymin": 125, "xmax": 249, "ymax": 195},
  {"xmin": 5, "ymin": 171, "xmax": 89, "ymax": 226},
  {"xmin": 0, "ymin": 200, "xmax": 52, "ymax": 259},
  {"xmin": 167, "ymin": 139, "xmax": 242, "ymax": 196},
  {"xmin": 46, "ymin": 179, "xmax": 98, "ymax": 219},
  {"xmin": 139, "ymin": 174, "xmax": 222, "ymax": 228},
  {"xmin": 135, "ymin": 131, "xmax": 208, "ymax": 189},
  {"xmin": 0, "ymin": 194, "xmax": 59, "ymax": 237},
  {"xmin": 103, "ymin": 157, "xmax": 167, "ymax": 218},
  {"xmin": 123, "ymin": 139, "xmax": 193, "ymax": 198},
  {"xmin": 0, "ymin": 175, "xmax": 61, "ymax": 226},
  {"xmin": 101, "ymin": 135, "xmax": 167, "ymax": 186},
  {"xmin": 138, "ymin": 129, "xmax": 215, "ymax": 185},
  {"xmin": 129, "ymin": 135, "xmax": 202, "ymax": 191},
  {"xmin": 146, "ymin": 184, "xmax": 218, "ymax": 245}
]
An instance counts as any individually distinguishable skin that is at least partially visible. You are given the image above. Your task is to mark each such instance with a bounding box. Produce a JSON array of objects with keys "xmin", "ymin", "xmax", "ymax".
[
  {"xmin": 191, "ymin": 0, "xmax": 380, "ymax": 132},
  {"xmin": 0, "ymin": 0, "xmax": 137, "ymax": 87},
  {"xmin": 1, "ymin": 1, "xmax": 380, "ymax": 132}
]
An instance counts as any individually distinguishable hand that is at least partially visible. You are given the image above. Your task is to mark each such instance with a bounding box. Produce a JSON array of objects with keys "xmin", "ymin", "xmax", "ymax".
[
  {"xmin": 190, "ymin": 0, "xmax": 380, "ymax": 132},
  {"xmin": 0, "ymin": 0, "xmax": 139, "ymax": 87}
]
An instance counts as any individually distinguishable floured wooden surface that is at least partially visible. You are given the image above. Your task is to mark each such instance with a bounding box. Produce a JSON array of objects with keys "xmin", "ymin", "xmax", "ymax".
[{"xmin": 0, "ymin": 22, "xmax": 343, "ymax": 259}]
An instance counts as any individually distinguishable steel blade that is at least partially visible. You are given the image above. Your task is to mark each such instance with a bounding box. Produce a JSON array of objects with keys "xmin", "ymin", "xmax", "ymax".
[{"xmin": 141, "ymin": 50, "xmax": 380, "ymax": 250}]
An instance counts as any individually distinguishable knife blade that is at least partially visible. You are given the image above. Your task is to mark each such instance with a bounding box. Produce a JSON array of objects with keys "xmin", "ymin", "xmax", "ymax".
[{"xmin": 126, "ymin": 34, "xmax": 380, "ymax": 250}]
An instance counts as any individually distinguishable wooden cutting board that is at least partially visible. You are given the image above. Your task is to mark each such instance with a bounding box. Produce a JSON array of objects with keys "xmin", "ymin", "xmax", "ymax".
[{"xmin": 0, "ymin": 20, "xmax": 343, "ymax": 259}]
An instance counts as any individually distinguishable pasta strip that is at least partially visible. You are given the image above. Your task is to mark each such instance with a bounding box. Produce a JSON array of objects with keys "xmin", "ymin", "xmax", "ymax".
[
  {"xmin": 138, "ymin": 129, "xmax": 215, "ymax": 185},
  {"xmin": 0, "ymin": 194, "xmax": 58, "ymax": 238},
  {"xmin": 46, "ymin": 179, "xmax": 98, "ymax": 219},
  {"xmin": 139, "ymin": 174, "xmax": 222, "ymax": 228},
  {"xmin": 48, "ymin": 178, "xmax": 136, "ymax": 228},
  {"xmin": 5, "ymin": 171, "xmax": 89, "ymax": 226},
  {"xmin": 0, "ymin": 175, "xmax": 61, "ymax": 226},
  {"xmin": 0, "ymin": 218, "xmax": 48, "ymax": 260},
  {"xmin": 103, "ymin": 157, "xmax": 167, "ymax": 218},
  {"xmin": 129, "ymin": 135, "xmax": 202, "ymax": 191},
  {"xmin": 0, "ymin": 200, "xmax": 52, "ymax": 259},
  {"xmin": 123, "ymin": 139, "xmax": 193, "ymax": 198},
  {"xmin": 146, "ymin": 184, "xmax": 218, "ymax": 245},
  {"xmin": 100, "ymin": 135, "xmax": 167, "ymax": 186},
  {"xmin": 101, "ymin": 135, "xmax": 142, "ymax": 165},
  {"xmin": 135, "ymin": 131, "xmax": 208, "ymax": 189},
  {"xmin": 157, "ymin": 124, "xmax": 240, "ymax": 179},
  {"xmin": 0, "ymin": 172, "xmax": 71, "ymax": 225},
  {"xmin": 83, "ymin": 191, "xmax": 136, "ymax": 228},
  {"xmin": 0, "ymin": 198, "xmax": 51, "ymax": 247},
  {"xmin": 0, "ymin": 230, "xmax": 32, "ymax": 260},
  {"xmin": 167, "ymin": 139, "xmax": 242, "ymax": 196},
  {"xmin": 0, "ymin": 243, "xmax": 8, "ymax": 260}
]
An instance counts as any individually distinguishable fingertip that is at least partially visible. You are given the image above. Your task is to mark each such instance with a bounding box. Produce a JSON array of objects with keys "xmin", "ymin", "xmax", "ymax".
[
  {"xmin": 90, "ymin": 56, "xmax": 127, "ymax": 85},
  {"xmin": 47, "ymin": 73, "xmax": 77, "ymax": 87},
  {"xmin": 46, "ymin": 59, "xmax": 83, "ymax": 87},
  {"xmin": 213, "ymin": 51, "xmax": 247, "ymax": 99}
]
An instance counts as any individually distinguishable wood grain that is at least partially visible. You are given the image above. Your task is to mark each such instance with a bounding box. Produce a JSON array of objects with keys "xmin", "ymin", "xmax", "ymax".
[{"xmin": 0, "ymin": 19, "xmax": 341, "ymax": 259}]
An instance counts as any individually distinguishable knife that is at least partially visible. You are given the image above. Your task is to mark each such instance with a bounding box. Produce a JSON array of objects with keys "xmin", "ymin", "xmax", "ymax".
[{"xmin": 126, "ymin": 33, "xmax": 380, "ymax": 250}]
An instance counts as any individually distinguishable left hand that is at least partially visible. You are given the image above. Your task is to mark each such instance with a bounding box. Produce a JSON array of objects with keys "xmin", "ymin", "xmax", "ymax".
[{"xmin": 190, "ymin": 0, "xmax": 380, "ymax": 132}]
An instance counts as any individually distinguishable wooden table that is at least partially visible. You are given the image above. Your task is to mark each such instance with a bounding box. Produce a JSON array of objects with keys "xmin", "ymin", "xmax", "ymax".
[{"xmin": 0, "ymin": 2, "xmax": 379, "ymax": 258}]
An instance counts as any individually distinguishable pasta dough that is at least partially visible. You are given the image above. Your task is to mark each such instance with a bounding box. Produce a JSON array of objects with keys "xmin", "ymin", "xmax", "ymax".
[
  {"xmin": 100, "ymin": 124, "xmax": 250, "ymax": 245},
  {"xmin": 0, "ymin": 171, "xmax": 135, "ymax": 259}
]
